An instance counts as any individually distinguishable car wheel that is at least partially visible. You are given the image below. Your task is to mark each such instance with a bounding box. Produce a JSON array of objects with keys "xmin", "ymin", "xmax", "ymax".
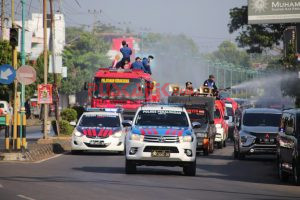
[
  {"xmin": 217, "ymin": 142, "xmax": 223, "ymax": 149},
  {"xmin": 203, "ymin": 148, "xmax": 209, "ymax": 156},
  {"xmin": 183, "ymin": 160, "xmax": 196, "ymax": 176},
  {"xmin": 71, "ymin": 150, "xmax": 83, "ymax": 155},
  {"xmin": 209, "ymin": 140, "xmax": 214, "ymax": 153},
  {"xmin": 293, "ymin": 162, "xmax": 300, "ymax": 185},
  {"xmin": 125, "ymin": 159, "xmax": 136, "ymax": 174},
  {"xmin": 278, "ymin": 161, "xmax": 289, "ymax": 182},
  {"xmin": 223, "ymin": 140, "xmax": 226, "ymax": 147}
]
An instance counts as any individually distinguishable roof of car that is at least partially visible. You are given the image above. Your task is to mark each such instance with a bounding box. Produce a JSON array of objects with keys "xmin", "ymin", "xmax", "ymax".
[
  {"xmin": 82, "ymin": 111, "xmax": 119, "ymax": 116},
  {"xmin": 283, "ymin": 108, "xmax": 300, "ymax": 114},
  {"xmin": 244, "ymin": 108, "xmax": 282, "ymax": 114},
  {"xmin": 140, "ymin": 104, "xmax": 185, "ymax": 112}
]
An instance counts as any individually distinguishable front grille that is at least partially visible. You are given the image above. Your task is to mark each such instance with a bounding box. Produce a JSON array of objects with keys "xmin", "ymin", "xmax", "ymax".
[
  {"xmin": 84, "ymin": 142, "xmax": 109, "ymax": 148},
  {"xmin": 143, "ymin": 146, "xmax": 179, "ymax": 153},
  {"xmin": 86, "ymin": 135, "xmax": 109, "ymax": 139},
  {"xmin": 144, "ymin": 135, "xmax": 179, "ymax": 143}
]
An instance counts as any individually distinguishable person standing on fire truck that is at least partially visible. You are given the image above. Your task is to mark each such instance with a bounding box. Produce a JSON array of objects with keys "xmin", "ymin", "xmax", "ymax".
[
  {"xmin": 120, "ymin": 41, "xmax": 132, "ymax": 67},
  {"xmin": 142, "ymin": 55, "xmax": 154, "ymax": 74},
  {"xmin": 180, "ymin": 81, "xmax": 194, "ymax": 96},
  {"xmin": 204, "ymin": 75, "xmax": 218, "ymax": 91},
  {"xmin": 131, "ymin": 57, "xmax": 145, "ymax": 71}
]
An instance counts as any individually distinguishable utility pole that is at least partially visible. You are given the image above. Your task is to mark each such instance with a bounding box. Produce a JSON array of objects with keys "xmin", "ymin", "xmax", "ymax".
[
  {"xmin": 11, "ymin": 0, "xmax": 18, "ymax": 150},
  {"xmin": 1, "ymin": 0, "xmax": 5, "ymax": 40},
  {"xmin": 20, "ymin": 0, "xmax": 26, "ymax": 148},
  {"xmin": 49, "ymin": 0, "xmax": 60, "ymax": 135},
  {"xmin": 43, "ymin": 0, "xmax": 48, "ymax": 139}
]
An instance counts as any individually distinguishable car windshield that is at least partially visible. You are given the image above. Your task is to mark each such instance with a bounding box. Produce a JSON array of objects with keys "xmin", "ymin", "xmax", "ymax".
[
  {"xmin": 135, "ymin": 110, "xmax": 189, "ymax": 127},
  {"xmin": 214, "ymin": 109, "xmax": 221, "ymax": 119},
  {"xmin": 186, "ymin": 108, "xmax": 208, "ymax": 124},
  {"xmin": 243, "ymin": 113, "xmax": 281, "ymax": 127},
  {"xmin": 79, "ymin": 114, "xmax": 120, "ymax": 127},
  {"xmin": 226, "ymin": 106, "xmax": 233, "ymax": 116},
  {"xmin": 93, "ymin": 78, "xmax": 145, "ymax": 100}
]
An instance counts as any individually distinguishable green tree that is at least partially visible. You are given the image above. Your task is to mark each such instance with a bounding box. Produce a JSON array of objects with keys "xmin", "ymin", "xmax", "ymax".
[
  {"xmin": 61, "ymin": 27, "xmax": 111, "ymax": 95},
  {"xmin": 206, "ymin": 41, "xmax": 250, "ymax": 67},
  {"xmin": 228, "ymin": 6, "xmax": 287, "ymax": 53}
]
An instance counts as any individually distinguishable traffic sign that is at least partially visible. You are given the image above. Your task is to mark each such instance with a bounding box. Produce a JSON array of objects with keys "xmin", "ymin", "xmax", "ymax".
[
  {"xmin": 0, "ymin": 64, "xmax": 16, "ymax": 84},
  {"xmin": 16, "ymin": 65, "xmax": 36, "ymax": 85}
]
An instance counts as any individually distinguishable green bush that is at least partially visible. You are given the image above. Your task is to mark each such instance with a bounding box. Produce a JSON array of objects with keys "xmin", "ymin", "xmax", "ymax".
[
  {"xmin": 59, "ymin": 120, "xmax": 74, "ymax": 135},
  {"xmin": 61, "ymin": 108, "xmax": 77, "ymax": 122},
  {"xmin": 72, "ymin": 106, "xmax": 85, "ymax": 120}
]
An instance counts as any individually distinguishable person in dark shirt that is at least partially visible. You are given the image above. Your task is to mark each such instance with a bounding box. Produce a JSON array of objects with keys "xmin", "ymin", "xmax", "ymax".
[
  {"xmin": 120, "ymin": 41, "xmax": 132, "ymax": 67},
  {"xmin": 142, "ymin": 55, "xmax": 154, "ymax": 74},
  {"xmin": 131, "ymin": 57, "xmax": 145, "ymax": 71}
]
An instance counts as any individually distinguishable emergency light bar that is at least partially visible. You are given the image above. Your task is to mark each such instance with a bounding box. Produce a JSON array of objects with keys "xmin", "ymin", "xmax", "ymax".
[{"xmin": 85, "ymin": 107, "xmax": 123, "ymax": 113}]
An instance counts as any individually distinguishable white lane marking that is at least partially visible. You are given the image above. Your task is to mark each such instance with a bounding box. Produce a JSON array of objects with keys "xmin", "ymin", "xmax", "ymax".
[
  {"xmin": 17, "ymin": 194, "xmax": 36, "ymax": 200},
  {"xmin": 34, "ymin": 154, "xmax": 63, "ymax": 164}
]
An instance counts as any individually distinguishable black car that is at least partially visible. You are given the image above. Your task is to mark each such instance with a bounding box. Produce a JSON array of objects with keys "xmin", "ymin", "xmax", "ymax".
[
  {"xmin": 277, "ymin": 109, "xmax": 300, "ymax": 185},
  {"xmin": 233, "ymin": 108, "xmax": 282, "ymax": 159}
]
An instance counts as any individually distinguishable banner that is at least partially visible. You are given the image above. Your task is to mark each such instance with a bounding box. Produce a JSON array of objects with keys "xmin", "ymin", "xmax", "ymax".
[
  {"xmin": 248, "ymin": 0, "xmax": 300, "ymax": 24},
  {"xmin": 38, "ymin": 84, "xmax": 53, "ymax": 104}
]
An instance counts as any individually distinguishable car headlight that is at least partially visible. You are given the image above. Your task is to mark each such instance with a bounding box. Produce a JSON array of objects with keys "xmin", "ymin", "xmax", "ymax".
[
  {"xmin": 130, "ymin": 133, "xmax": 144, "ymax": 141},
  {"xmin": 197, "ymin": 133, "xmax": 207, "ymax": 138},
  {"xmin": 180, "ymin": 135, "xmax": 193, "ymax": 143},
  {"xmin": 240, "ymin": 132, "xmax": 256, "ymax": 144},
  {"xmin": 112, "ymin": 131, "xmax": 123, "ymax": 138},
  {"xmin": 73, "ymin": 130, "xmax": 83, "ymax": 137}
]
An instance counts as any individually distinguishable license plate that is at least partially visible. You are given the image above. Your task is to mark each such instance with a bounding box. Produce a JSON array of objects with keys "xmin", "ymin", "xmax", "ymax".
[
  {"xmin": 151, "ymin": 150, "xmax": 170, "ymax": 157},
  {"xmin": 90, "ymin": 140, "xmax": 104, "ymax": 145}
]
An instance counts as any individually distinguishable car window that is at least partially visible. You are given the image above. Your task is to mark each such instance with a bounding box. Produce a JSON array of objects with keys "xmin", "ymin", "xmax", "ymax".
[
  {"xmin": 226, "ymin": 107, "xmax": 234, "ymax": 116},
  {"xmin": 135, "ymin": 110, "xmax": 189, "ymax": 127},
  {"xmin": 243, "ymin": 113, "xmax": 281, "ymax": 127},
  {"xmin": 79, "ymin": 114, "xmax": 120, "ymax": 127}
]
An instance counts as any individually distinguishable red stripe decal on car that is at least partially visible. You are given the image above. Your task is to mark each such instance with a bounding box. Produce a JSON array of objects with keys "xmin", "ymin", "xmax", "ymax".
[
  {"xmin": 92, "ymin": 129, "xmax": 97, "ymax": 137},
  {"xmin": 98, "ymin": 128, "xmax": 104, "ymax": 137},
  {"xmin": 172, "ymin": 130, "xmax": 177, "ymax": 135},
  {"xmin": 165, "ymin": 129, "xmax": 171, "ymax": 135},
  {"xmin": 140, "ymin": 129, "xmax": 146, "ymax": 135}
]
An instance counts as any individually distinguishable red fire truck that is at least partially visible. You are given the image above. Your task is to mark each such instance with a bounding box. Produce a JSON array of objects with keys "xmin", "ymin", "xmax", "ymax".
[{"xmin": 87, "ymin": 68, "xmax": 159, "ymax": 119}]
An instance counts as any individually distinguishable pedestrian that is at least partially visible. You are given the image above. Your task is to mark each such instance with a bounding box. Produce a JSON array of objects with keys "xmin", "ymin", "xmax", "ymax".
[
  {"xmin": 142, "ymin": 55, "xmax": 154, "ymax": 74},
  {"xmin": 25, "ymin": 99, "xmax": 31, "ymax": 119},
  {"xmin": 131, "ymin": 57, "xmax": 145, "ymax": 71},
  {"xmin": 120, "ymin": 40, "xmax": 132, "ymax": 67}
]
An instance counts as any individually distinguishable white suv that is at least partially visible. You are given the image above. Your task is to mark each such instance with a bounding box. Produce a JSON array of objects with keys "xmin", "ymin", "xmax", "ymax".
[
  {"xmin": 125, "ymin": 104, "xmax": 198, "ymax": 176},
  {"xmin": 71, "ymin": 109, "xmax": 126, "ymax": 154}
]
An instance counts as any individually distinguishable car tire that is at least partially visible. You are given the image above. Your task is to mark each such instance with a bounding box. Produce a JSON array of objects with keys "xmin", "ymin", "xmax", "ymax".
[
  {"xmin": 223, "ymin": 140, "xmax": 226, "ymax": 147},
  {"xmin": 209, "ymin": 141, "xmax": 214, "ymax": 153},
  {"xmin": 278, "ymin": 161, "xmax": 289, "ymax": 182},
  {"xmin": 293, "ymin": 162, "xmax": 300, "ymax": 185},
  {"xmin": 217, "ymin": 142, "xmax": 223, "ymax": 149},
  {"xmin": 183, "ymin": 160, "xmax": 196, "ymax": 176},
  {"xmin": 203, "ymin": 148, "xmax": 209, "ymax": 156},
  {"xmin": 125, "ymin": 159, "xmax": 136, "ymax": 174},
  {"xmin": 238, "ymin": 151, "xmax": 245, "ymax": 160},
  {"xmin": 71, "ymin": 150, "xmax": 83, "ymax": 155}
]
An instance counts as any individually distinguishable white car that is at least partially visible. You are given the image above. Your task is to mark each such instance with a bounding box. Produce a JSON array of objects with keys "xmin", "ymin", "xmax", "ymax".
[
  {"xmin": 125, "ymin": 104, "xmax": 198, "ymax": 176},
  {"xmin": 71, "ymin": 109, "xmax": 126, "ymax": 154}
]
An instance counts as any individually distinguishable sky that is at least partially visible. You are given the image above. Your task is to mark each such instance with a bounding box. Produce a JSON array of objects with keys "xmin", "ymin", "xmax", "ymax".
[{"xmin": 9, "ymin": 0, "xmax": 247, "ymax": 53}]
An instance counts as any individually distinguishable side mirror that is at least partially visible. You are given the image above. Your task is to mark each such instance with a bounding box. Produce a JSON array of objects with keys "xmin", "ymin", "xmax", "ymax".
[
  {"xmin": 122, "ymin": 120, "xmax": 132, "ymax": 127},
  {"xmin": 224, "ymin": 116, "xmax": 229, "ymax": 120},
  {"xmin": 70, "ymin": 121, "xmax": 76, "ymax": 126},
  {"xmin": 192, "ymin": 122, "xmax": 202, "ymax": 129}
]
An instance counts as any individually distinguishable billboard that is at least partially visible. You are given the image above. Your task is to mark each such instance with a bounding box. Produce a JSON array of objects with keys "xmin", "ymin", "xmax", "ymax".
[
  {"xmin": 248, "ymin": 0, "xmax": 300, "ymax": 24},
  {"xmin": 38, "ymin": 84, "xmax": 53, "ymax": 104}
]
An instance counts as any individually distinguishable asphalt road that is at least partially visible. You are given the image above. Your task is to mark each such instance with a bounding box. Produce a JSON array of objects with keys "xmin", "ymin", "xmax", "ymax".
[{"xmin": 0, "ymin": 144, "xmax": 300, "ymax": 200}]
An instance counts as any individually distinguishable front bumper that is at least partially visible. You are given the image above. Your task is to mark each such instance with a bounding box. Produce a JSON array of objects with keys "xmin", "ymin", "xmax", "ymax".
[
  {"xmin": 126, "ymin": 140, "xmax": 196, "ymax": 163},
  {"xmin": 72, "ymin": 135, "xmax": 125, "ymax": 152},
  {"xmin": 239, "ymin": 143, "xmax": 277, "ymax": 154}
]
